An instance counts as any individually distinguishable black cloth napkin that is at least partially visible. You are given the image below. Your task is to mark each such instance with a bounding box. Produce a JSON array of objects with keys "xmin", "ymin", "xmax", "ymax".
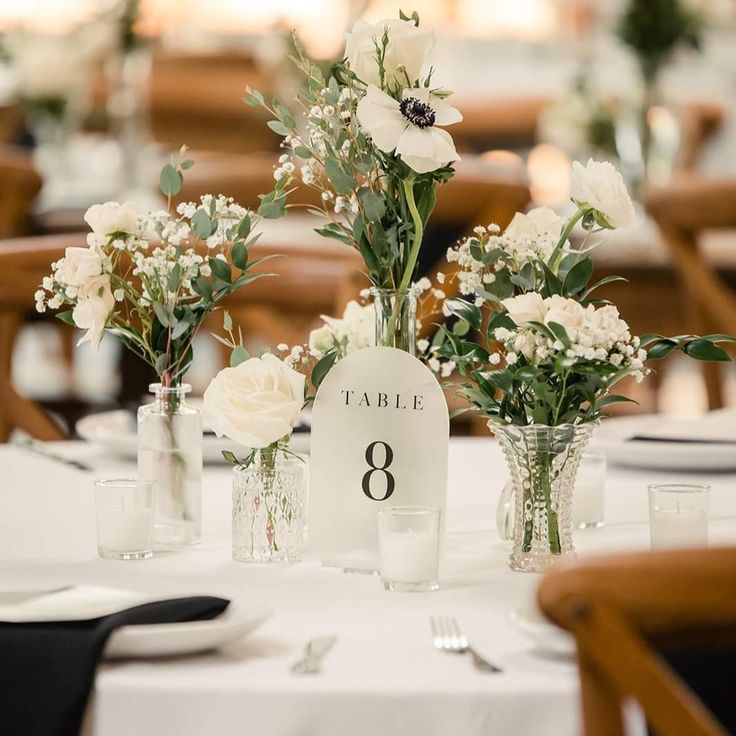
[{"xmin": 0, "ymin": 595, "xmax": 229, "ymax": 736}]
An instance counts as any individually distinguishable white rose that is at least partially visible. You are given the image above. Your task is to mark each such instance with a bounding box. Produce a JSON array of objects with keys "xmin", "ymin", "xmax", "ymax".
[
  {"xmin": 309, "ymin": 324, "xmax": 336, "ymax": 356},
  {"xmin": 504, "ymin": 206, "xmax": 564, "ymax": 241},
  {"xmin": 543, "ymin": 295, "xmax": 586, "ymax": 331},
  {"xmin": 345, "ymin": 18, "xmax": 434, "ymax": 88},
  {"xmin": 73, "ymin": 274, "xmax": 114, "ymax": 348},
  {"xmin": 202, "ymin": 353, "xmax": 305, "ymax": 449},
  {"xmin": 572, "ymin": 159, "xmax": 635, "ymax": 229},
  {"xmin": 56, "ymin": 247, "xmax": 103, "ymax": 288},
  {"xmin": 84, "ymin": 201, "xmax": 139, "ymax": 238},
  {"xmin": 502, "ymin": 292, "xmax": 547, "ymax": 325}
]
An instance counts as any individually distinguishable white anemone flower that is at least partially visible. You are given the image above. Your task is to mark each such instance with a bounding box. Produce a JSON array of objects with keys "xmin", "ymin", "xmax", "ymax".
[{"xmin": 356, "ymin": 85, "xmax": 462, "ymax": 174}]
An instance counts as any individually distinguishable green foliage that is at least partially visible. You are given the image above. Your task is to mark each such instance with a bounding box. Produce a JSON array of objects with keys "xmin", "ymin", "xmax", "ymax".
[{"xmin": 617, "ymin": 0, "xmax": 704, "ymax": 83}]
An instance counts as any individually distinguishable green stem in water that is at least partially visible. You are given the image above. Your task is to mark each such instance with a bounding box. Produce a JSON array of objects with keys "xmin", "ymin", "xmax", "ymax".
[
  {"xmin": 549, "ymin": 208, "xmax": 586, "ymax": 273},
  {"xmin": 380, "ymin": 177, "xmax": 423, "ymax": 350},
  {"xmin": 397, "ymin": 177, "xmax": 424, "ymax": 293}
]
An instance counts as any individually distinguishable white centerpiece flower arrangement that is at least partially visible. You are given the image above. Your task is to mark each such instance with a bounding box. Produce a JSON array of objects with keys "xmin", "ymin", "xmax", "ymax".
[
  {"xmin": 203, "ymin": 327, "xmax": 309, "ymax": 563},
  {"xmin": 435, "ymin": 158, "xmax": 735, "ymax": 572},
  {"xmin": 36, "ymin": 150, "xmax": 273, "ymax": 546},
  {"xmin": 245, "ymin": 9, "xmax": 461, "ymax": 355}
]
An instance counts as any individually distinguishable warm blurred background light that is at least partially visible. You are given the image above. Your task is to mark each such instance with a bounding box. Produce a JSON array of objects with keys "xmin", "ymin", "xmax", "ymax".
[{"xmin": 0, "ymin": 0, "xmax": 734, "ymax": 438}]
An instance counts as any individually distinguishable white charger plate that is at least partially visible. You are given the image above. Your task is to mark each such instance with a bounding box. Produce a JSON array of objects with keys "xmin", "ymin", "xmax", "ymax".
[
  {"xmin": 508, "ymin": 605, "xmax": 575, "ymax": 657},
  {"xmin": 104, "ymin": 604, "xmax": 272, "ymax": 659},
  {"xmin": 76, "ymin": 410, "xmax": 310, "ymax": 463},
  {"xmin": 591, "ymin": 415, "xmax": 736, "ymax": 472}
]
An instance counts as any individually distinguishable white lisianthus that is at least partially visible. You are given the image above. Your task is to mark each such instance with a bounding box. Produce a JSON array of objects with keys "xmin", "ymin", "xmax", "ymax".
[
  {"xmin": 84, "ymin": 201, "xmax": 139, "ymax": 239},
  {"xmin": 357, "ymin": 85, "xmax": 461, "ymax": 174},
  {"xmin": 202, "ymin": 353, "xmax": 305, "ymax": 449},
  {"xmin": 55, "ymin": 247, "xmax": 103, "ymax": 288},
  {"xmin": 73, "ymin": 274, "xmax": 114, "ymax": 347},
  {"xmin": 504, "ymin": 207, "xmax": 564, "ymax": 241},
  {"xmin": 543, "ymin": 294, "xmax": 586, "ymax": 331},
  {"xmin": 345, "ymin": 18, "xmax": 434, "ymax": 89},
  {"xmin": 316, "ymin": 300, "xmax": 375, "ymax": 357},
  {"xmin": 501, "ymin": 292, "xmax": 547, "ymax": 325},
  {"xmin": 572, "ymin": 159, "xmax": 635, "ymax": 229}
]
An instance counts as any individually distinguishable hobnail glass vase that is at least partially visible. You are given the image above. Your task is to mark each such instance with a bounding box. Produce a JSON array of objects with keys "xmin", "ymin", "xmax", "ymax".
[
  {"xmin": 491, "ymin": 420, "xmax": 595, "ymax": 572},
  {"xmin": 137, "ymin": 383, "xmax": 202, "ymax": 548},
  {"xmin": 232, "ymin": 449, "xmax": 306, "ymax": 563},
  {"xmin": 371, "ymin": 287, "xmax": 417, "ymax": 355}
]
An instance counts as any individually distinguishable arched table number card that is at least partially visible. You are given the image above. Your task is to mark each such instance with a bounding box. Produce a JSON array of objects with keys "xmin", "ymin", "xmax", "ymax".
[{"xmin": 309, "ymin": 346, "xmax": 449, "ymax": 571}]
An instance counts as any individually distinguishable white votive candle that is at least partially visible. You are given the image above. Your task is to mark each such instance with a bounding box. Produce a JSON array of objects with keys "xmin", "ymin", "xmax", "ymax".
[
  {"xmin": 95, "ymin": 479, "xmax": 155, "ymax": 560},
  {"xmin": 648, "ymin": 484, "xmax": 709, "ymax": 550},
  {"xmin": 573, "ymin": 453, "xmax": 606, "ymax": 529},
  {"xmin": 378, "ymin": 507, "xmax": 440, "ymax": 592}
]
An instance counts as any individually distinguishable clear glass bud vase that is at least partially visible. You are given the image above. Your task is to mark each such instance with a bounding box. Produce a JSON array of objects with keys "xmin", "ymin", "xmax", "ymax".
[
  {"xmin": 232, "ymin": 448, "xmax": 306, "ymax": 563},
  {"xmin": 490, "ymin": 420, "xmax": 595, "ymax": 573},
  {"xmin": 137, "ymin": 383, "xmax": 202, "ymax": 548},
  {"xmin": 371, "ymin": 287, "xmax": 417, "ymax": 355}
]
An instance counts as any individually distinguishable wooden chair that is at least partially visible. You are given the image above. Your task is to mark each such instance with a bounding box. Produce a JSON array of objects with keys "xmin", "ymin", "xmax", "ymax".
[
  {"xmin": 149, "ymin": 51, "xmax": 280, "ymax": 154},
  {"xmin": 0, "ymin": 232, "xmax": 363, "ymax": 441},
  {"xmin": 0, "ymin": 147, "xmax": 42, "ymax": 238},
  {"xmin": 538, "ymin": 548, "xmax": 736, "ymax": 736},
  {"xmin": 645, "ymin": 177, "xmax": 736, "ymax": 409}
]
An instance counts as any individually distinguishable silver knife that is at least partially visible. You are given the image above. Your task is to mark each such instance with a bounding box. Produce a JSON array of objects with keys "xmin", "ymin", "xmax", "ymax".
[{"xmin": 291, "ymin": 636, "xmax": 337, "ymax": 674}]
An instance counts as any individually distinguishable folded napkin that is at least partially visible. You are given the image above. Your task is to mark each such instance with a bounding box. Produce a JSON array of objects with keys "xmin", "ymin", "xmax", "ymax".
[
  {"xmin": 628, "ymin": 410, "xmax": 736, "ymax": 444},
  {"xmin": 0, "ymin": 587, "xmax": 229, "ymax": 736}
]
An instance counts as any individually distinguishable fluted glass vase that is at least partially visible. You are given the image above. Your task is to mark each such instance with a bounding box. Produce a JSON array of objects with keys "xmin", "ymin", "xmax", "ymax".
[
  {"xmin": 491, "ymin": 420, "xmax": 595, "ymax": 573},
  {"xmin": 137, "ymin": 383, "xmax": 202, "ymax": 548},
  {"xmin": 371, "ymin": 287, "xmax": 417, "ymax": 355},
  {"xmin": 232, "ymin": 449, "xmax": 306, "ymax": 563}
]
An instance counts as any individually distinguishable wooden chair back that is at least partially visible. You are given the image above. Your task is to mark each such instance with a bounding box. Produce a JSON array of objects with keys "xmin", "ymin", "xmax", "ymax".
[
  {"xmin": 0, "ymin": 232, "xmax": 363, "ymax": 441},
  {"xmin": 645, "ymin": 177, "xmax": 736, "ymax": 408},
  {"xmin": 538, "ymin": 548, "xmax": 736, "ymax": 736},
  {"xmin": 149, "ymin": 51, "xmax": 280, "ymax": 154},
  {"xmin": 0, "ymin": 147, "xmax": 42, "ymax": 238}
]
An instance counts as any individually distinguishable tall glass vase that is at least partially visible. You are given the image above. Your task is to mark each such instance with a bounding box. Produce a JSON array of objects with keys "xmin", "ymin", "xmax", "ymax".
[
  {"xmin": 137, "ymin": 383, "xmax": 202, "ymax": 548},
  {"xmin": 371, "ymin": 287, "xmax": 417, "ymax": 355},
  {"xmin": 490, "ymin": 420, "xmax": 595, "ymax": 572},
  {"xmin": 232, "ymin": 448, "xmax": 306, "ymax": 563}
]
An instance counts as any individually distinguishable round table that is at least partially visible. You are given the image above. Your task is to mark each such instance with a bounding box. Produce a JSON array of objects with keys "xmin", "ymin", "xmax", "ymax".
[{"xmin": 2, "ymin": 438, "xmax": 735, "ymax": 736}]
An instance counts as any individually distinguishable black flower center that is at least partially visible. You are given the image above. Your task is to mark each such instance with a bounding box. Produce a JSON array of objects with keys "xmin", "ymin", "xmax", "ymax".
[{"xmin": 399, "ymin": 97, "xmax": 436, "ymax": 128}]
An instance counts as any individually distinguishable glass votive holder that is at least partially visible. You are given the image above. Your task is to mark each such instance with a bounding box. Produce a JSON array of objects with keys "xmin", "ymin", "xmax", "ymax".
[
  {"xmin": 648, "ymin": 483, "xmax": 710, "ymax": 550},
  {"xmin": 378, "ymin": 506, "xmax": 440, "ymax": 592},
  {"xmin": 94, "ymin": 479, "xmax": 155, "ymax": 560},
  {"xmin": 573, "ymin": 452, "xmax": 606, "ymax": 529}
]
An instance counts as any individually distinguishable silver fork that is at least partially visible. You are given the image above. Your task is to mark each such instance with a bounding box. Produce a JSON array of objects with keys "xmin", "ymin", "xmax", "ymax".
[{"xmin": 430, "ymin": 616, "xmax": 503, "ymax": 673}]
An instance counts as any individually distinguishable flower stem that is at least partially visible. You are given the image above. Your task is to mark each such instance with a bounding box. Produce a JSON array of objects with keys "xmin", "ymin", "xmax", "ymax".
[
  {"xmin": 398, "ymin": 177, "xmax": 423, "ymax": 293},
  {"xmin": 549, "ymin": 208, "xmax": 586, "ymax": 272}
]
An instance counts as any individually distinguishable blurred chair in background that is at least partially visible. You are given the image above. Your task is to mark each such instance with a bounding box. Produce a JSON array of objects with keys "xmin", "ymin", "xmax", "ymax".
[
  {"xmin": 0, "ymin": 147, "xmax": 42, "ymax": 238},
  {"xmin": 149, "ymin": 51, "xmax": 281, "ymax": 154},
  {"xmin": 0, "ymin": 235, "xmax": 70, "ymax": 441},
  {"xmin": 0, "ymin": 232, "xmax": 363, "ymax": 440},
  {"xmin": 539, "ymin": 548, "xmax": 736, "ymax": 736},
  {"xmin": 646, "ymin": 177, "xmax": 736, "ymax": 409}
]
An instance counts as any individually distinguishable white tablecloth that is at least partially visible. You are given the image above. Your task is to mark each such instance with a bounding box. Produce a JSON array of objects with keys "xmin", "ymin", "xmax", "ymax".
[{"xmin": 1, "ymin": 439, "xmax": 735, "ymax": 736}]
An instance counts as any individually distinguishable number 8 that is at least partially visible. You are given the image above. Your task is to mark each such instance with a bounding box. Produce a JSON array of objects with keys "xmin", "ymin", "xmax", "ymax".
[{"xmin": 362, "ymin": 441, "xmax": 395, "ymax": 501}]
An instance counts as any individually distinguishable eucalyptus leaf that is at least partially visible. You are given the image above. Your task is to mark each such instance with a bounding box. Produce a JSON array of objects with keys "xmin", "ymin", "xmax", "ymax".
[
  {"xmin": 159, "ymin": 164, "xmax": 182, "ymax": 197},
  {"xmin": 230, "ymin": 345, "xmax": 249, "ymax": 367}
]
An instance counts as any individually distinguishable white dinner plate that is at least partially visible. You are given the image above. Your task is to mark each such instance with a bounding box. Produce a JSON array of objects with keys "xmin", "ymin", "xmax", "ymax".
[
  {"xmin": 508, "ymin": 605, "xmax": 575, "ymax": 657},
  {"xmin": 590, "ymin": 415, "xmax": 736, "ymax": 472},
  {"xmin": 76, "ymin": 409, "xmax": 310, "ymax": 463},
  {"xmin": 104, "ymin": 604, "xmax": 272, "ymax": 659}
]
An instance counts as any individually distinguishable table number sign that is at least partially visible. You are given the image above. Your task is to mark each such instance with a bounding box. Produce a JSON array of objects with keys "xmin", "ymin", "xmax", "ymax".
[{"xmin": 309, "ymin": 346, "xmax": 449, "ymax": 570}]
